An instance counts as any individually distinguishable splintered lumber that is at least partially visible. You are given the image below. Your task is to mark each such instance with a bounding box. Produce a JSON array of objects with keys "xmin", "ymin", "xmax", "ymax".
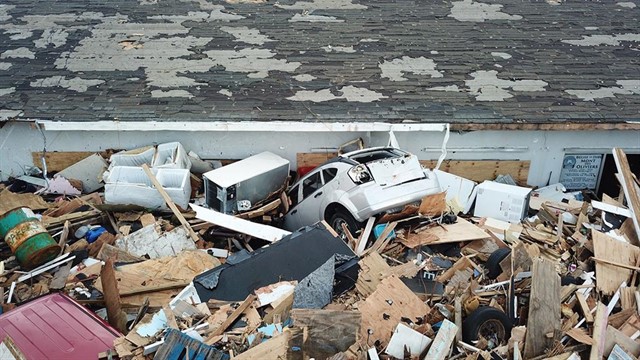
[
  {"xmin": 236, "ymin": 198, "xmax": 281, "ymax": 219},
  {"xmin": 613, "ymin": 148, "xmax": 640, "ymax": 241},
  {"xmin": 141, "ymin": 164, "xmax": 199, "ymax": 242},
  {"xmin": 589, "ymin": 303, "xmax": 608, "ymax": 360},
  {"xmin": 101, "ymin": 258, "xmax": 127, "ymax": 333},
  {"xmin": 419, "ymin": 191, "xmax": 447, "ymax": 216},
  {"xmin": 205, "ymin": 294, "xmax": 257, "ymax": 343},
  {"xmin": 355, "ymin": 276, "xmax": 429, "ymax": 349},
  {"xmin": 291, "ymin": 309, "xmax": 361, "ymax": 359},
  {"xmin": 425, "ymin": 319, "xmax": 458, "ymax": 360},
  {"xmin": 355, "ymin": 252, "xmax": 392, "ymax": 297},
  {"xmin": 362, "ymin": 221, "xmax": 397, "ymax": 256},
  {"xmin": 592, "ymin": 229, "xmax": 640, "ymax": 295},
  {"xmin": 415, "ymin": 218, "xmax": 490, "ymax": 245},
  {"xmin": 576, "ymin": 293, "xmax": 594, "ymax": 323},
  {"xmin": 524, "ymin": 257, "xmax": 561, "ymax": 359}
]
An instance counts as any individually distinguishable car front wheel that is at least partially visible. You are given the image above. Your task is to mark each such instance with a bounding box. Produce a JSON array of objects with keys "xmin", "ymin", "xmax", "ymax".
[{"xmin": 328, "ymin": 210, "xmax": 361, "ymax": 240}]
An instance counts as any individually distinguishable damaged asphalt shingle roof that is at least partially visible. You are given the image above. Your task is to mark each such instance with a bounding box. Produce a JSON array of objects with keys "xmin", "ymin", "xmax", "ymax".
[{"xmin": 0, "ymin": 0, "xmax": 638, "ymax": 124}]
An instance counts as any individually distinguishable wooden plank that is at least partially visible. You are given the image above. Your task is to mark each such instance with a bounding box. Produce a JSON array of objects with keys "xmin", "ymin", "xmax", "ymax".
[
  {"xmin": 291, "ymin": 309, "xmax": 361, "ymax": 359},
  {"xmin": 592, "ymin": 229, "xmax": 640, "ymax": 295},
  {"xmin": 100, "ymin": 257, "xmax": 128, "ymax": 333},
  {"xmin": 524, "ymin": 258, "xmax": 561, "ymax": 359},
  {"xmin": 413, "ymin": 218, "xmax": 490, "ymax": 245},
  {"xmin": 576, "ymin": 292, "xmax": 594, "ymax": 323},
  {"xmin": 356, "ymin": 276, "xmax": 429, "ymax": 349},
  {"xmin": 205, "ymin": 294, "xmax": 257, "ymax": 343},
  {"xmin": 425, "ymin": 319, "xmax": 458, "ymax": 360},
  {"xmin": 592, "ymin": 258, "xmax": 640, "ymax": 272},
  {"xmin": 263, "ymin": 291, "xmax": 294, "ymax": 325},
  {"xmin": 356, "ymin": 217, "xmax": 375, "ymax": 256},
  {"xmin": 32, "ymin": 151, "xmax": 94, "ymax": 172},
  {"xmin": 236, "ymin": 198, "xmax": 281, "ymax": 219},
  {"xmin": 419, "ymin": 160, "xmax": 530, "ymax": 184},
  {"xmin": 613, "ymin": 148, "xmax": 640, "ymax": 242},
  {"xmin": 234, "ymin": 329, "xmax": 293, "ymax": 360},
  {"xmin": 588, "ymin": 302, "xmax": 607, "ymax": 360},
  {"xmin": 142, "ymin": 164, "xmax": 199, "ymax": 242}
]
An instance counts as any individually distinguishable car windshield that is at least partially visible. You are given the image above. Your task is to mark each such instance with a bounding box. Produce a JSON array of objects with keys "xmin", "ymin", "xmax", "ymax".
[{"xmin": 347, "ymin": 148, "xmax": 406, "ymax": 164}]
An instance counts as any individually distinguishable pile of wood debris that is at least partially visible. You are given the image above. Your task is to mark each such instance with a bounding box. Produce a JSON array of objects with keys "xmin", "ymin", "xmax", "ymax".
[{"xmin": 0, "ymin": 147, "xmax": 638, "ymax": 360}]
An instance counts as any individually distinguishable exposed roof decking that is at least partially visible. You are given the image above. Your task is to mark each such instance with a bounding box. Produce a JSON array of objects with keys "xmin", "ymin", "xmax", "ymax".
[{"xmin": 0, "ymin": 0, "xmax": 639, "ymax": 125}]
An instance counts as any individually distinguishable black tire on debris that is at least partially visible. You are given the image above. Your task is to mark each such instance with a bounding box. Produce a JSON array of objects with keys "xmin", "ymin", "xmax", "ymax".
[
  {"xmin": 462, "ymin": 306, "xmax": 512, "ymax": 346},
  {"xmin": 486, "ymin": 248, "xmax": 511, "ymax": 279},
  {"xmin": 329, "ymin": 209, "xmax": 361, "ymax": 240}
]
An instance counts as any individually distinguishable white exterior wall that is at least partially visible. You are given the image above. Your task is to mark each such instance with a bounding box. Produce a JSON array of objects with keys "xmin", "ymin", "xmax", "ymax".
[{"xmin": 1, "ymin": 121, "xmax": 638, "ymax": 187}]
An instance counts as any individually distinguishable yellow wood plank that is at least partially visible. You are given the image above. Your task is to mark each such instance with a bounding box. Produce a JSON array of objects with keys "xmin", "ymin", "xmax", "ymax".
[
  {"xmin": 296, "ymin": 152, "xmax": 338, "ymax": 169},
  {"xmin": 420, "ymin": 160, "xmax": 530, "ymax": 184},
  {"xmin": 32, "ymin": 151, "xmax": 95, "ymax": 172}
]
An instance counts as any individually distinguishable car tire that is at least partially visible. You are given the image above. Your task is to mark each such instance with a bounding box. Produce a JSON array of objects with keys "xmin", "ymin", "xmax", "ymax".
[
  {"xmin": 486, "ymin": 248, "xmax": 511, "ymax": 279},
  {"xmin": 328, "ymin": 210, "xmax": 361, "ymax": 240},
  {"xmin": 462, "ymin": 306, "xmax": 512, "ymax": 346}
]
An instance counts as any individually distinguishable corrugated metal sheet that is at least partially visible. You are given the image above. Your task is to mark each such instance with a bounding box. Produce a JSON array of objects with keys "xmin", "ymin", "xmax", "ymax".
[{"xmin": 0, "ymin": 293, "xmax": 120, "ymax": 360}]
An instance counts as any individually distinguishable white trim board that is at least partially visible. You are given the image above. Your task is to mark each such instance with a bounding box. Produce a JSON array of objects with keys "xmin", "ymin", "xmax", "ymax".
[{"xmin": 35, "ymin": 120, "xmax": 448, "ymax": 133}]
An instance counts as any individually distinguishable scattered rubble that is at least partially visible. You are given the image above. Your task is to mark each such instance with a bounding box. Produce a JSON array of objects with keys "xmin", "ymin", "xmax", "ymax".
[{"xmin": 0, "ymin": 143, "xmax": 639, "ymax": 360}]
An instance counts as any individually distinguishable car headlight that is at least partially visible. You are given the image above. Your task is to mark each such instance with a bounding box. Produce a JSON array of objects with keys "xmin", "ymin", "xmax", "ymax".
[{"xmin": 347, "ymin": 165, "xmax": 372, "ymax": 184}]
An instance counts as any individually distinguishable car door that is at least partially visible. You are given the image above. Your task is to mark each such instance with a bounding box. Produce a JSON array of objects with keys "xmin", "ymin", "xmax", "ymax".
[
  {"xmin": 282, "ymin": 184, "xmax": 302, "ymax": 230},
  {"xmin": 293, "ymin": 170, "xmax": 326, "ymax": 228}
]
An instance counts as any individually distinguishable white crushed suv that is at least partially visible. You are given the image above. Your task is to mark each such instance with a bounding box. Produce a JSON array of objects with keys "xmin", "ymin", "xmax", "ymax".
[{"xmin": 283, "ymin": 147, "xmax": 440, "ymax": 235}]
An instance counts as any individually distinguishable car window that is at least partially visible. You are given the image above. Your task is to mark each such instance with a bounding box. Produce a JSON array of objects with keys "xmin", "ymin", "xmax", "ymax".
[
  {"xmin": 302, "ymin": 172, "xmax": 322, "ymax": 199},
  {"xmin": 288, "ymin": 185, "xmax": 300, "ymax": 207},
  {"xmin": 322, "ymin": 168, "xmax": 338, "ymax": 183},
  {"xmin": 349, "ymin": 148, "xmax": 406, "ymax": 164}
]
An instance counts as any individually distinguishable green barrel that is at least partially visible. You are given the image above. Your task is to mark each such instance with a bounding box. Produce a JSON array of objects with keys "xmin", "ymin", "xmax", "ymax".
[
  {"xmin": 1, "ymin": 207, "xmax": 60, "ymax": 269},
  {"xmin": 0, "ymin": 207, "xmax": 39, "ymax": 238}
]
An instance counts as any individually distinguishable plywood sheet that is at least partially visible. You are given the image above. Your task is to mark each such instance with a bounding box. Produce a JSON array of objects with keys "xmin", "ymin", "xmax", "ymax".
[
  {"xmin": 356, "ymin": 276, "xmax": 430, "ymax": 348},
  {"xmin": 420, "ymin": 160, "xmax": 530, "ymax": 185},
  {"xmin": 291, "ymin": 309, "xmax": 361, "ymax": 359},
  {"xmin": 355, "ymin": 252, "xmax": 392, "ymax": 297},
  {"xmin": 592, "ymin": 229, "xmax": 640, "ymax": 295},
  {"xmin": 95, "ymin": 250, "xmax": 219, "ymax": 307},
  {"xmin": 414, "ymin": 218, "xmax": 489, "ymax": 245},
  {"xmin": 32, "ymin": 151, "xmax": 95, "ymax": 172}
]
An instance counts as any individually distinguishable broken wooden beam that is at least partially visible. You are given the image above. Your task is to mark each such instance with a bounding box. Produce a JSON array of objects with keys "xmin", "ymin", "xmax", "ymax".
[{"xmin": 142, "ymin": 164, "xmax": 200, "ymax": 242}]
